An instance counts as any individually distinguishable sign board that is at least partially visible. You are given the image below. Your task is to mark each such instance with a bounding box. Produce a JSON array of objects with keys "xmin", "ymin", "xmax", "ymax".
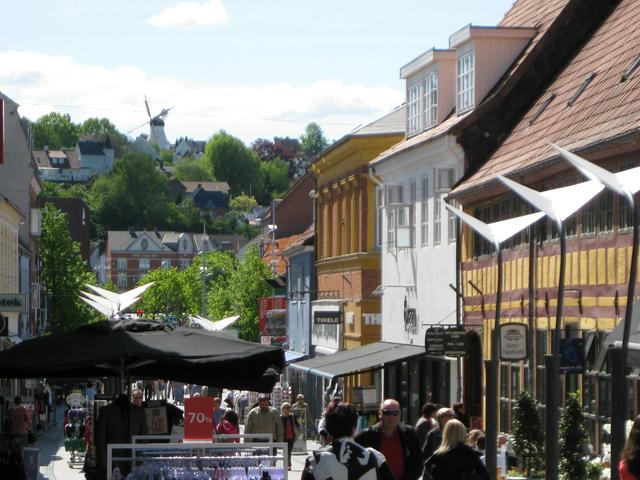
[
  {"xmin": 145, "ymin": 406, "xmax": 169, "ymax": 434},
  {"xmin": 314, "ymin": 311, "xmax": 342, "ymax": 325},
  {"xmin": 500, "ymin": 323, "xmax": 528, "ymax": 361},
  {"xmin": 0, "ymin": 294, "xmax": 27, "ymax": 313},
  {"xmin": 560, "ymin": 338, "xmax": 585, "ymax": 374},
  {"xmin": 424, "ymin": 326, "xmax": 467, "ymax": 357},
  {"xmin": 184, "ymin": 396, "xmax": 214, "ymax": 441},
  {"xmin": 264, "ymin": 309, "xmax": 287, "ymax": 336},
  {"xmin": 259, "ymin": 296, "xmax": 287, "ymax": 335}
]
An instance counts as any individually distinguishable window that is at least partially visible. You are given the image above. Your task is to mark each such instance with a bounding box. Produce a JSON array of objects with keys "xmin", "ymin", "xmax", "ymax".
[
  {"xmin": 434, "ymin": 169, "xmax": 454, "ymax": 246},
  {"xmin": 457, "ymin": 52, "xmax": 475, "ymax": 112},
  {"xmin": 409, "ymin": 180, "xmax": 417, "ymax": 247},
  {"xmin": 117, "ymin": 273, "xmax": 127, "ymax": 288},
  {"xmin": 386, "ymin": 185, "xmax": 404, "ymax": 248},
  {"xmin": 424, "ymin": 72, "xmax": 438, "ymax": 128},
  {"xmin": 161, "ymin": 259, "xmax": 171, "ymax": 269},
  {"xmin": 375, "ymin": 187, "xmax": 384, "ymax": 248},
  {"xmin": 421, "ymin": 176, "xmax": 429, "ymax": 246},
  {"xmin": 407, "ymin": 81, "xmax": 423, "ymax": 135},
  {"xmin": 139, "ymin": 258, "xmax": 150, "ymax": 271},
  {"xmin": 179, "ymin": 259, "xmax": 190, "ymax": 270},
  {"xmin": 117, "ymin": 258, "xmax": 127, "ymax": 270}
]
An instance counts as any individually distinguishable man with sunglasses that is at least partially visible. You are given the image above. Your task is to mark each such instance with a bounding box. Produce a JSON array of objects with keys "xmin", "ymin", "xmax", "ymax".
[{"xmin": 355, "ymin": 398, "xmax": 423, "ymax": 480}]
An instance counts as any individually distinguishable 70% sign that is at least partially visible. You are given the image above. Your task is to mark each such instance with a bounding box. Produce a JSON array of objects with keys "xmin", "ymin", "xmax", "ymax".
[{"xmin": 184, "ymin": 396, "xmax": 215, "ymax": 441}]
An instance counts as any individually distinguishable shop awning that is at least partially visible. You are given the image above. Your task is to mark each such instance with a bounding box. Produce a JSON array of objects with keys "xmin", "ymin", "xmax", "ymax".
[
  {"xmin": 284, "ymin": 350, "xmax": 307, "ymax": 364},
  {"xmin": 288, "ymin": 341, "xmax": 426, "ymax": 379}
]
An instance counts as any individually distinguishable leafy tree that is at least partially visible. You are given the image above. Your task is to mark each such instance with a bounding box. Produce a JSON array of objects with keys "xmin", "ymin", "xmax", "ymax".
[
  {"xmin": 79, "ymin": 117, "xmax": 129, "ymax": 156},
  {"xmin": 174, "ymin": 157, "xmax": 214, "ymax": 182},
  {"xmin": 229, "ymin": 194, "xmax": 258, "ymax": 217},
  {"xmin": 559, "ymin": 391, "xmax": 589, "ymax": 480},
  {"xmin": 136, "ymin": 267, "xmax": 190, "ymax": 320},
  {"xmin": 204, "ymin": 131, "xmax": 262, "ymax": 197},
  {"xmin": 159, "ymin": 150, "xmax": 174, "ymax": 167},
  {"xmin": 258, "ymin": 158, "xmax": 290, "ymax": 204},
  {"xmin": 185, "ymin": 251, "xmax": 237, "ymax": 317},
  {"xmin": 299, "ymin": 122, "xmax": 329, "ymax": 165},
  {"xmin": 41, "ymin": 182, "xmax": 62, "ymax": 198},
  {"xmin": 89, "ymin": 152, "xmax": 170, "ymax": 237},
  {"xmin": 252, "ymin": 137, "xmax": 302, "ymax": 178},
  {"xmin": 40, "ymin": 204, "xmax": 100, "ymax": 333},
  {"xmin": 512, "ymin": 391, "xmax": 544, "ymax": 477},
  {"xmin": 33, "ymin": 112, "xmax": 79, "ymax": 149}
]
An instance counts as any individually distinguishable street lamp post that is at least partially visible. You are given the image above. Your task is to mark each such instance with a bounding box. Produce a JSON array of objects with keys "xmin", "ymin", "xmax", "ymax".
[
  {"xmin": 496, "ymin": 174, "xmax": 604, "ymax": 480},
  {"xmin": 445, "ymin": 203, "xmax": 545, "ymax": 480},
  {"xmin": 549, "ymin": 143, "xmax": 640, "ymax": 480},
  {"xmin": 201, "ymin": 222, "xmax": 207, "ymax": 316}
]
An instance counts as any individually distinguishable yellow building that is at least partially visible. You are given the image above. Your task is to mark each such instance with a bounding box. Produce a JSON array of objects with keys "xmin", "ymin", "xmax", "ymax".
[
  {"xmin": 0, "ymin": 194, "xmax": 24, "ymax": 350},
  {"xmin": 306, "ymin": 106, "xmax": 404, "ymax": 402}
]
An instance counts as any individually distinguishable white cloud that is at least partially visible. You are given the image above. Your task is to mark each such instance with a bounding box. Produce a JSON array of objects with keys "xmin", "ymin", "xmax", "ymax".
[
  {"xmin": 147, "ymin": 0, "xmax": 229, "ymax": 29},
  {"xmin": 0, "ymin": 51, "xmax": 403, "ymax": 143}
]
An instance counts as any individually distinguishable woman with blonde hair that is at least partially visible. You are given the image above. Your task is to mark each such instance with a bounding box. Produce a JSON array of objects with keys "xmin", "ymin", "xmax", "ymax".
[{"xmin": 425, "ymin": 419, "xmax": 489, "ymax": 479}]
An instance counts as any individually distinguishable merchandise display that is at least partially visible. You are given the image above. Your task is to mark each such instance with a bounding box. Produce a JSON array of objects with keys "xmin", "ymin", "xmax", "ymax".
[{"xmin": 64, "ymin": 405, "xmax": 88, "ymax": 467}]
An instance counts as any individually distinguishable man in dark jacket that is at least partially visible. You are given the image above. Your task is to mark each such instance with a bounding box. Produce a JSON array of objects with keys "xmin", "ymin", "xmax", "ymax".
[
  {"xmin": 422, "ymin": 407, "xmax": 455, "ymax": 461},
  {"xmin": 355, "ymin": 398, "xmax": 423, "ymax": 480}
]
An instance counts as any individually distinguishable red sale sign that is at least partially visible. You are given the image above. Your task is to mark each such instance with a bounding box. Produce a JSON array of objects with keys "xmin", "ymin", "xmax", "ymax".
[{"xmin": 184, "ymin": 396, "xmax": 214, "ymax": 441}]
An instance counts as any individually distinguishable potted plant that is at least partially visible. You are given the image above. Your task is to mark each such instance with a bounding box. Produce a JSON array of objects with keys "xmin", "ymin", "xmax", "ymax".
[
  {"xmin": 559, "ymin": 391, "xmax": 588, "ymax": 480},
  {"xmin": 512, "ymin": 391, "xmax": 544, "ymax": 478}
]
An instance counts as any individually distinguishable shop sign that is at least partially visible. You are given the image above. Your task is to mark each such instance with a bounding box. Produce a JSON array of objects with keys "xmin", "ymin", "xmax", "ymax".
[
  {"xmin": 500, "ymin": 323, "xmax": 528, "ymax": 361},
  {"xmin": 314, "ymin": 311, "xmax": 342, "ymax": 325},
  {"xmin": 259, "ymin": 296, "xmax": 287, "ymax": 335},
  {"xmin": 560, "ymin": 338, "xmax": 585, "ymax": 374},
  {"xmin": 424, "ymin": 326, "xmax": 467, "ymax": 357},
  {"xmin": 65, "ymin": 392, "xmax": 86, "ymax": 407},
  {"xmin": 184, "ymin": 396, "xmax": 214, "ymax": 441},
  {"xmin": 0, "ymin": 294, "xmax": 27, "ymax": 313},
  {"xmin": 145, "ymin": 406, "xmax": 168, "ymax": 434}
]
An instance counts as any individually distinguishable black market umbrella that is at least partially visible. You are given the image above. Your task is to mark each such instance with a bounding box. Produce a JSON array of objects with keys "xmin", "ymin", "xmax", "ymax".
[{"xmin": 0, "ymin": 319, "xmax": 284, "ymax": 392}]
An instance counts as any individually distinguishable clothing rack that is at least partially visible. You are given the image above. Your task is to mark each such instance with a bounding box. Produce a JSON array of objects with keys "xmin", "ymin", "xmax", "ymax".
[
  {"xmin": 107, "ymin": 441, "xmax": 288, "ymax": 480},
  {"xmin": 131, "ymin": 433, "xmax": 274, "ymax": 443}
]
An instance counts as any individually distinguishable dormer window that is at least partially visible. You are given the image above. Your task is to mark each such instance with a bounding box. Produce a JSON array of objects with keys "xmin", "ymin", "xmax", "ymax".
[
  {"xmin": 407, "ymin": 81, "xmax": 423, "ymax": 135},
  {"xmin": 457, "ymin": 51, "xmax": 475, "ymax": 112},
  {"xmin": 424, "ymin": 72, "xmax": 438, "ymax": 128}
]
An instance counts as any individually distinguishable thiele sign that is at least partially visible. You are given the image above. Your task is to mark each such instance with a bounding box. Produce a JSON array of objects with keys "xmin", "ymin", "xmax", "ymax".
[{"xmin": 0, "ymin": 294, "xmax": 27, "ymax": 313}]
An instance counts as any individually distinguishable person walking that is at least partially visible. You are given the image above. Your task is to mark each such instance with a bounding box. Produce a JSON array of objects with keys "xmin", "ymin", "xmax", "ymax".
[
  {"xmin": 422, "ymin": 407, "xmax": 455, "ymax": 461},
  {"xmin": 216, "ymin": 410, "xmax": 240, "ymax": 441},
  {"xmin": 621, "ymin": 415, "xmax": 640, "ymax": 479},
  {"xmin": 355, "ymin": 398, "xmax": 423, "ymax": 480},
  {"xmin": 415, "ymin": 403, "xmax": 438, "ymax": 447},
  {"xmin": 212, "ymin": 397, "xmax": 227, "ymax": 429},
  {"xmin": 293, "ymin": 393, "xmax": 312, "ymax": 438},
  {"xmin": 280, "ymin": 402, "xmax": 297, "ymax": 469},
  {"xmin": 244, "ymin": 393, "xmax": 282, "ymax": 442},
  {"xmin": 9, "ymin": 396, "xmax": 30, "ymax": 446},
  {"xmin": 424, "ymin": 419, "xmax": 489, "ymax": 480},
  {"xmin": 302, "ymin": 401, "xmax": 394, "ymax": 480}
]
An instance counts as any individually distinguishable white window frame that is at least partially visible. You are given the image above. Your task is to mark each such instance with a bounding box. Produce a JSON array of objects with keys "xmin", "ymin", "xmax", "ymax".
[
  {"xmin": 409, "ymin": 179, "xmax": 417, "ymax": 247},
  {"xmin": 375, "ymin": 186, "xmax": 384, "ymax": 248},
  {"xmin": 179, "ymin": 259, "xmax": 190, "ymax": 270},
  {"xmin": 424, "ymin": 72, "xmax": 438, "ymax": 128},
  {"xmin": 407, "ymin": 81, "xmax": 423, "ymax": 135},
  {"xmin": 139, "ymin": 258, "xmax": 150, "ymax": 271},
  {"xmin": 161, "ymin": 259, "xmax": 171, "ymax": 269},
  {"xmin": 457, "ymin": 51, "xmax": 475, "ymax": 113},
  {"xmin": 117, "ymin": 273, "xmax": 127, "ymax": 288},
  {"xmin": 434, "ymin": 168, "xmax": 455, "ymax": 246},
  {"xmin": 117, "ymin": 258, "xmax": 127, "ymax": 271},
  {"xmin": 421, "ymin": 176, "xmax": 429, "ymax": 246},
  {"xmin": 386, "ymin": 185, "xmax": 404, "ymax": 249}
]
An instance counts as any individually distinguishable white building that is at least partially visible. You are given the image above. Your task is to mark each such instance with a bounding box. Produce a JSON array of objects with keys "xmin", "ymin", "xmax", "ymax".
[
  {"xmin": 34, "ymin": 139, "xmax": 115, "ymax": 183},
  {"xmin": 369, "ymin": 24, "xmax": 536, "ymax": 412}
]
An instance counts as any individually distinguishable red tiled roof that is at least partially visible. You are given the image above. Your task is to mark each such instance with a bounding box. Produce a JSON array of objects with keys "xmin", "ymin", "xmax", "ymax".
[
  {"xmin": 454, "ymin": 0, "xmax": 640, "ymax": 195},
  {"xmin": 372, "ymin": 0, "xmax": 570, "ymax": 167},
  {"xmin": 261, "ymin": 226, "xmax": 314, "ymax": 275}
]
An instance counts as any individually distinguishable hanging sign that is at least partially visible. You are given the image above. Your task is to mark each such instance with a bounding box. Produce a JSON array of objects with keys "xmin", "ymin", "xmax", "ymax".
[
  {"xmin": 560, "ymin": 338, "xmax": 585, "ymax": 374},
  {"xmin": 314, "ymin": 311, "xmax": 342, "ymax": 325},
  {"xmin": 424, "ymin": 326, "xmax": 467, "ymax": 357},
  {"xmin": 0, "ymin": 294, "xmax": 27, "ymax": 313},
  {"xmin": 500, "ymin": 323, "xmax": 528, "ymax": 361},
  {"xmin": 184, "ymin": 396, "xmax": 214, "ymax": 441},
  {"xmin": 145, "ymin": 405, "xmax": 169, "ymax": 434}
]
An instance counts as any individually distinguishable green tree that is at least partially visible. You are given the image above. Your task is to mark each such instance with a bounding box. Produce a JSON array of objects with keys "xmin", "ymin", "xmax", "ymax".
[
  {"xmin": 174, "ymin": 157, "xmax": 214, "ymax": 182},
  {"xmin": 258, "ymin": 158, "xmax": 290, "ymax": 204},
  {"xmin": 229, "ymin": 194, "xmax": 258, "ymax": 217},
  {"xmin": 136, "ymin": 267, "xmax": 190, "ymax": 320},
  {"xmin": 40, "ymin": 204, "xmax": 100, "ymax": 333},
  {"xmin": 159, "ymin": 150, "xmax": 174, "ymax": 167},
  {"xmin": 300, "ymin": 122, "xmax": 329, "ymax": 164},
  {"xmin": 89, "ymin": 152, "xmax": 170, "ymax": 236},
  {"xmin": 559, "ymin": 391, "xmax": 589, "ymax": 480},
  {"xmin": 79, "ymin": 117, "xmax": 129, "ymax": 156},
  {"xmin": 183, "ymin": 251, "xmax": 236, "ymax": 316},
  {"xmin": 33, "ymin": 112, "xmax": 80, "ymax": 149},
  {"xmin": 204, "ymin": 131, "xmax": 261, "ymax": 196},
  {"xmin": 512, "ymin": 391, "xmax": 544, "ymax": 477}
]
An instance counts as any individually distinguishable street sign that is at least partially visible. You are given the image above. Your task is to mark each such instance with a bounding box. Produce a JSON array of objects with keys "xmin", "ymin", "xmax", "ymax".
[
  {"xmin": 500, "ymin": 323, "xmax": 528, "ymax": 361},
  {"xmin": 425, "ymin": 326, "xmax": 467, "ymax": 357},
  {"xmin": 184, "ymin": 396, "xmax": 214, "ymax": 441},
  {"xmin": 560, "ymin": 338, "xmax": 585, "ymax": 373},
  {"xmin": 0, "ymin": 294, "xmax": 27, "ymax": 313}
]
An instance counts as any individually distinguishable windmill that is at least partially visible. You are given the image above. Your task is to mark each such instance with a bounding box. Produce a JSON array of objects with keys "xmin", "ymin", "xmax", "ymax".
[{"xmin": 128, "ymin": 96, "xmax": 173, "ymax": 150}]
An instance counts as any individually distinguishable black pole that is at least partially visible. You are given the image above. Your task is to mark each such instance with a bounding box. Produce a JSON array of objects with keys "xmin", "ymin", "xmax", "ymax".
[
  {"xmin": 546, "ymin": 223, "xmax": 567, "ymax": 480},
  {"xmin": 612, "ymin": 198, "xmax": 640, "ymax": 480},
  {"xmin": 455, "ymin": 217, "xmax": 462, "ymax": 402},
  {"xmin": 486, "ymin": 247, "xmax": 503, "ymax": 480},
  {"xmin": 528, "ymin": 225, "xmax": 536, "ymax": 394}
]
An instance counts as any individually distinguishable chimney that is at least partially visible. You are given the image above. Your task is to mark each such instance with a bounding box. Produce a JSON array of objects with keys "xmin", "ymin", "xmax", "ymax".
[
  {"xmin": 154, "ymin": 227, "xmax": 161, "ymax": 239},
  {"xmin": 128, "ymin": 226, "xmax": 137, "ymax": 238}
]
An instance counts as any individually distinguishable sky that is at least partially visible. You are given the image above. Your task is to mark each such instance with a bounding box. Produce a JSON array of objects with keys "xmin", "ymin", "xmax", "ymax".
[{"xmin": 1, "ymin": 0, "xmax": 514, "ymax": 145}]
